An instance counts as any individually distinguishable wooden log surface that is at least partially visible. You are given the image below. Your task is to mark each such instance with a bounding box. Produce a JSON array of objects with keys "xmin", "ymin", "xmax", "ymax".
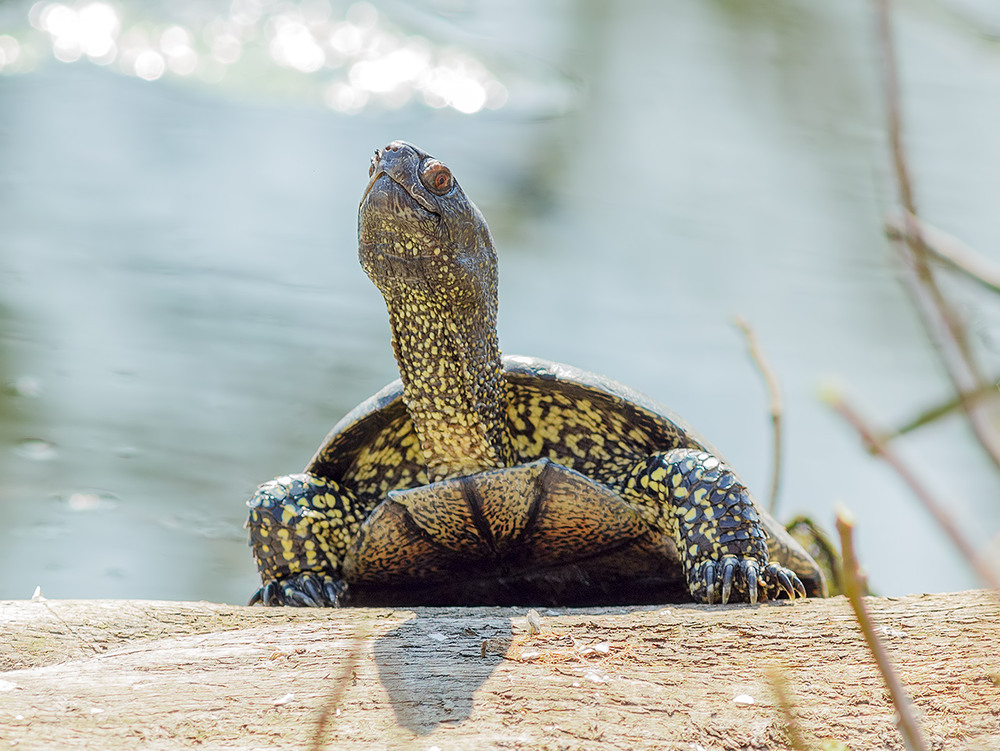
[{"xmin": 1, "ymin": 590, "xmax": 998, "ymax": 750}]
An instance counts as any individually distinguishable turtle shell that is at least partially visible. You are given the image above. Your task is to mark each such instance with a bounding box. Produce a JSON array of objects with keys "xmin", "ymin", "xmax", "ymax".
[
  {"xmin": 302, "ymin": 355, "xmax": 812, "ymax": 606},
  {"xmin": 308, "ymin": 354, "xmax": 716, "ymax": 484}
]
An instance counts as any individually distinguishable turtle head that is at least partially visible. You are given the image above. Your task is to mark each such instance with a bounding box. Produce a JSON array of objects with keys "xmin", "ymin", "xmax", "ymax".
[
  {"xmin": 356, "ymin": 141, "xmax": 513, "ymax": 479},
  {"xmin": 358, "ymin": 141, "xmax": 497, "ymax": 310}
]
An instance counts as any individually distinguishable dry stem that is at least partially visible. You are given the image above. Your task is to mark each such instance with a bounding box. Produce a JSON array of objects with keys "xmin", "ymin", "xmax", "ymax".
[
  {"xmin": 879, "ymin": 381, "xmax": 1000, "ymax": 442},
  {"xmin": 874, "ymin": 0, "xmax": 1000, "ymax": 468},
  {"xmin": 836, "ymin": 506, "xmax": 930, "ymax": 751},
  {"xmin": 308, "ymin": 628, "xmax": 367, "ymax": 751},
  {"xmin": 831, "ymin": 394, "xmax": 1000, "ymax": 592},
  {"xmin": 734, "ymin": 316, "xmax": 784, "ymax": 513},
  {"xmin": 886, "ymin": 212, "xmax": 1000, "ymax": 295},
  {"xmin": 766, "ymin": 668, "xmax": 810, "ymax": 751}
]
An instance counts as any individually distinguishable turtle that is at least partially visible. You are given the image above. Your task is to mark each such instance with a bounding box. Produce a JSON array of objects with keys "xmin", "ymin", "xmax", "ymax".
[{"xmin": 245, "ymin": 140, "xmax": 826, "ymax": 608}]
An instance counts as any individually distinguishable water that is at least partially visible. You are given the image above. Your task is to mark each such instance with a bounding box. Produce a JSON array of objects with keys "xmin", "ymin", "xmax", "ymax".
[{"xmin": 1, "ymin": 0, "xmax": 999, "ymax": 604}]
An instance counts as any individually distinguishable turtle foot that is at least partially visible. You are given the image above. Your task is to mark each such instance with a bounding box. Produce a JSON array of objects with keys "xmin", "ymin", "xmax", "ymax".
[
  {"xmin": 249, "ymin": 572, "xmax": 347, "ymax": 607},
  {"xmin": 760, "ymin": 561, "xmax": 808, "ymax": 601},
  {"xmin": 689, "ymin": 555, "xmax": 807, "ymax": 605}
]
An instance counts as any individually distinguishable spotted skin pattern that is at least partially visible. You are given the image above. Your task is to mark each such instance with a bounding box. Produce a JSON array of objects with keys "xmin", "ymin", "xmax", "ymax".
[
  {"xmin": 247, "ymin": 474, "xmax": 363, "ymax": 605},
  {"xmin": 245, "ymin": 141, "xmax": 825, "ymax": 607},
  {"xmin": 248, "ymin": 361, "xmax": 818, "ymax": 606},
  {"xmin": 620, "ymin": 448, "xmax": 789, "ymax": 604}
]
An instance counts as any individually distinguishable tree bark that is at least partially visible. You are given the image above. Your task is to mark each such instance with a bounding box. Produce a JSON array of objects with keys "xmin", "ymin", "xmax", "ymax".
[{"xmin": 1, "ymin": 591, "xmax": 997, "ymax": 750}]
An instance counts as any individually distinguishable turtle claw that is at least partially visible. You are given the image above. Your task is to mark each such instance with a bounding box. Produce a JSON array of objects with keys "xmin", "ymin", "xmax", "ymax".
[
  {"xmin": 691, "ymin": 555, "xmax": 790, "ymax": 605},
  {"xmin": 286, "ymin": 588, "xmax": 318, "ymax": 607},
  {"xmin": 249, "ymin": 572, "xmax": 347, "ymax": 607},
  {"xmin": 746, "ymin": 561, "xmax": 760, "ymax": 605},
  {"xmin": 721, "ymin": 558, "xmax": 736, "ymax": 604},
  {"xmin": 301, "ymin": 573, "xmax": 326, "ymax": 604},
  {"xmin": 324, "ymin": 578, "xmax": 345, "ymax": 604},
  {"xmin": 250, "ymin": 580, "xmax": 284, "ymax": 606},
  {"xmin": 690, "ymin": 555, "xmax": 757, "ymax": 604},
  {"xmin": 704, "ymin": 561, "xmax": 717, "ymax": 605},
  {"xmin": 773, "ymin": 567, "xmax": 796, "ymax": 599},
  {"xmin": 761, "ymin": 562, "xmax": 808, "ymax": 601}
]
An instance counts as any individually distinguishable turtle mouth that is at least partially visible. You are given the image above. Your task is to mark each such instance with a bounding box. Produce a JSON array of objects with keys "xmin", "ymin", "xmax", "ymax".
[{"xmin": 359, "ymin": 172, "xmax": 440, "ymax": 251}]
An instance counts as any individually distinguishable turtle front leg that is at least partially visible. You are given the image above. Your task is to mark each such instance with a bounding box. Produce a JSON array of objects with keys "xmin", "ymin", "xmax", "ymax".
[
  {"xmin": 622, "ymin": 449, "xmax": 807, "ymax": 605},
  {"xmin": 246, "ymin": 473, "xmax": 363, "ymax": 607}
]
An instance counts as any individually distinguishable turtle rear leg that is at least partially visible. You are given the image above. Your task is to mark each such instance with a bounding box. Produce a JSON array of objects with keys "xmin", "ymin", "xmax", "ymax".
[
  {"xmin": 246, "ymin": 473, "xmax": 362, "ymax": 607},
  {"xmin": 622, "ymin": 448, "xmax": 808, "ymax": 604}
]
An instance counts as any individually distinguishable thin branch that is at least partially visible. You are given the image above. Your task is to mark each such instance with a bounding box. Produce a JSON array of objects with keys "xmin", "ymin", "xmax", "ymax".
[
  {"xmin": 888, "ymin": 233, "xmax": 1000, "ymax": 467},
  {"xmin": 830, "ymin": 393, "xmax": 1000, "ymax": 592},
  {"xmin": 39, "ymin": 599, "xmax": 101, "ymax": 656},
  {"xmin": 874, "ymin": 0, "xmax": 1000, "ymax": 470},
  {"xmin": 879, "ymin": 381, "xmax": 1000, "ymax": 443},
  {"xmin": 734, "ymin": 316, "xmax": 783, "ymax": 514},
  {"xmin": 766, "ymin": 668, "xmax": 810, "ymax": 751},
  {"xmin": 836, "ymin": 506, "xmax": 931, "ymax": 751},
  {"xmin": 877, "ymin": 0, "xmax": 917, "ymax": 219},
  {"xmin": 308, "ymin": 628, "xmax": 366, "ymax": 751},
  {"xmin": 886, "ymin": 212, "xmax": 1000, "ymax": 295}
]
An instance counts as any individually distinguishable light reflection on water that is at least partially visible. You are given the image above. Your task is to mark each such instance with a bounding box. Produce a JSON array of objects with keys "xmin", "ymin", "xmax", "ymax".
[
  {"xmin": 0, "ymin": 0, "xmax": 999, "ymax": 604},
  {"xmin": 9, "ymin": 0, "xmax": 507, "ymax": 113}
]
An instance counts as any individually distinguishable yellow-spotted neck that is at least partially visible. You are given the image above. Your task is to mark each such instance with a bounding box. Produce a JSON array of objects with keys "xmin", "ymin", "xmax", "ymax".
[
  {"xmin": 358, "ymin": 141, "xmax": 516, "ymax": 482},
  {"xmin": 384, "ymin": 286, "xmax": 514, "ymax": 482}
]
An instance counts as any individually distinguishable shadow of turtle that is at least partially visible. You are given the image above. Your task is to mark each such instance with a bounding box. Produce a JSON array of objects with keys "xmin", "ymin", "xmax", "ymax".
[{"xmin": 373, "ymin": 610, "xmax": 512, "ymax": 734}]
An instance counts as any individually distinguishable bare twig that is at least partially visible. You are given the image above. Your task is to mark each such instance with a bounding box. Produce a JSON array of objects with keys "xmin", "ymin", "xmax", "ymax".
[
  {"xmin": 886, "ymin": 212, "xmax": 1000, "ymax": 295},
  {"xmin": 38, "ymin": 600, "xmax": 101, "ymax": 656},
  {"xmin": 766, "ymin": 668, "xmax": 810, "ymax": 751},
  {"xmin": 734, "ymin": 316, "xmax": 783, "ymax": 514},
  {"xmin": 877, "ymin": 0, "xmax": 917, "ymax": 219},
  {"xmin": 874, "ymin": 0, "xmax": 1000, "ymax": 469},
  {"xmin": 879, "ymin": 381, "xmax": 1000, "ymax": 443},
  {"xmin": 830, "ymin": 393, "xmax": 1000, "ymax": 592},
  {"xmin": 885, "ymin": 231, "xmax": 1000, "ymax": 467},
  {"xmin": 308, "ymin": 628, "xmax": 367, "ymax": 751},
  {"xmin": 836, "ymin": 506, "xmax": 930, "ymax": 751}
]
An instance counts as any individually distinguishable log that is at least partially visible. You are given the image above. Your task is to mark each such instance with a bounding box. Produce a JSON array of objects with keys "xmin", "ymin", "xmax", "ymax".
[{"xmin": 1, "ymin": 591, "xmax": 997, "ymax": 750}]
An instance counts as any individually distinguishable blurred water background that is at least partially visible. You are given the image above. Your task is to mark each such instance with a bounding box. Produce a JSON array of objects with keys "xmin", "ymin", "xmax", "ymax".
[{"xmin": 1, "ymin": 0, "xmax": 999, "ymax": 604}]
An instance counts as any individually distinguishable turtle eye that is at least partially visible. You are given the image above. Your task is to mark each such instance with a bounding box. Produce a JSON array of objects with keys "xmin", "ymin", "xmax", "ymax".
[
  {"xmin": 369, "ymin": 149, "xmax": 380, "ymax": 177},
  {"xmin": 420, "ymin": 160, "xmax": 453, "ymax": 195}
]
